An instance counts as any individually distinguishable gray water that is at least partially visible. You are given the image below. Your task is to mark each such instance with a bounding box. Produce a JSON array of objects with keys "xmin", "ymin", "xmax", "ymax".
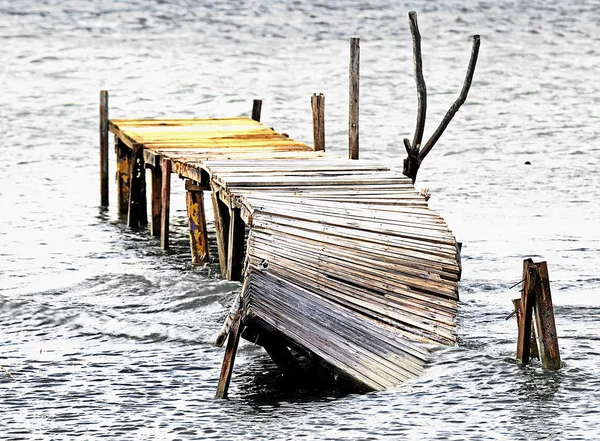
[{"xmin": 1, "ymin": 0, "xmax": 600, "ymax": 439}]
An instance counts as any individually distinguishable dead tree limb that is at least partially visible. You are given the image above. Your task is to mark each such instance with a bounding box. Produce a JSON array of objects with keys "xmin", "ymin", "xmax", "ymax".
[{"xmin": 402, "ymin": 11, "xmax": 480, "ymax": 184}]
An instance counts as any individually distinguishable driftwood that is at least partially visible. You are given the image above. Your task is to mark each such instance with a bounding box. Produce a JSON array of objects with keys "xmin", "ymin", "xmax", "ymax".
[{"xmin": 403, "ymin": 11, "xmax": 481, "ymax": 184}]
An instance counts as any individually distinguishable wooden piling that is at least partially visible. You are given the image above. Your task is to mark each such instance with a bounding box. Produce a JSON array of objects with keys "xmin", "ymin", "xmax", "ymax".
[
  {"xmin": 311, "ymin": 93, "xmax": 325, "ymax": 152},
  {"xmin": 349, "ymin": 38, "xmax": 360, "ymax": 160},
  {"xmin": 100, "ymin": 90, "xmax": 109, "ymax": 206},
  {"xmin": 215, "ymin": 304, "xmax": 242, "ymax": 399},
  {"xmin": 115, "ymin": 138, "xmax": 131, "ymax": 215},
  {"xmin": 252, "ymin": 99, "xmax": 262, "ymax": 122},
  {"xmin": 511, "ymin": 298, "xmax": 539, "ymax": 360},
  {"xmin": 160, "ymin": 159, "xmax": 171, "ymax": 249},
  {"xmin": 533, "ymin": 262, "xmax": 561, "ymax": 370},
  {"xmin": 227, "ymin": 205, "xmax": 246, "ymax": 281},
  {"xmin": 150, "ymin": 166, "xmax": 162, "ymax": 237},
  {"xmin": 211, "ymin": 190, "xmax": 230, "ymax": 278},
  {"xmin": 186, "ymin": 183, "xmax": 209, "ymax": 265},
  {"xmin": 516, "ymin": 259, "xmax": 537, "ymax": 365},
  {"xmin": 127, "ymin": 144, "xmax": 147, "ymax": 228}
]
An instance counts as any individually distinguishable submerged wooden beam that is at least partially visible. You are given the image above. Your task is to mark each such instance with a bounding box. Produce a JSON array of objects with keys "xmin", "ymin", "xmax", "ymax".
[
  {"xmin": 227, "ymin": 205, "xmax": 246, "ymax": 281},
  {"xmin": 215, "ymin": 305, "xmax": 242, "ymax": 399},
  {"xmin": 160, "ymin": 159, "xmax": 172, "ymax": 249},
  {"xmin": 186, "ymin": 187, "xmax": 209, "ymax": 264},
  {"xmin": 311, "ymin": 93, "xmax": 325, "ymax": 152},
  {"xmin": 115, "ymin": 138, "xmax": 131, "ymax": 215},
  {"xmin": 349, "ymin": 38, "xmax": 360, "ymax": 160},
  {"xmin": 533, "ymin": 262, "xmax": 561, "ymax": 370},
  {"xmin": 100, "ymin": 90, "xmax": 109, "ymax": 206},
  {"xmin": 150, "ymin": 165, "xmax": 162, "ymax": 237}
]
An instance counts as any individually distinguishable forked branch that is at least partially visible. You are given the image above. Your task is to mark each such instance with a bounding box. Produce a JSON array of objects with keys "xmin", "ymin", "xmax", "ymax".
[{"xmin": 402, "ymin": 11, "xmax": 480, "ymax": 184}]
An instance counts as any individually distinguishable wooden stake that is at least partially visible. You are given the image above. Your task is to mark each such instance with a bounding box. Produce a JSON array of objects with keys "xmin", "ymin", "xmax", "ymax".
[
  {"xmin": 115, "ymin": 138, "xmax": 131, "ymax": 215},
  {"xmin": 150, "ymin": 166, "xmax": 162, "ymax": 237},
  {"xmin": 311, "ymin": 93, "xmax": 325, "ymax": 152},
  {"xmin": 211, "ymin": 189, "xmax": 230, "ymax": 278},
  {"xmin": 227, "ymin": 205, "xmax": 246, "ymax": 281},
  {"xmin": 215, "ymin": 307, "xmax": 242, "ymax": 399},
  {"xmin": 533, "ymin": 262, "xmax": 561, "ymax": 370},
  {"xmin": 127, "ymin": 144, "xmax": 145, "ymax": 228},
  {"xmin": 100, "ymin": 90, "xmax": 109, "ymax": 206},
  {"xmin": 160, "ymin": 159, "xmax": 171, "ymax": 249},
  {"xmin": 511, "ymin": 298, "xmax": 539, "ymax": 360},
  {"xmin": 186, "ymin": 189, "xmax": 209, "ymax": 264},
  {"xmin": 251, "ymin": 99, "xmax": 262, "ymax": 122},
  {"xmin": 349, "ymin": 38, "xmax": 360, "ymax": 160},
  {"xmin": 517, "ymin": 259, "xmax": 537, "ymax": 364}
]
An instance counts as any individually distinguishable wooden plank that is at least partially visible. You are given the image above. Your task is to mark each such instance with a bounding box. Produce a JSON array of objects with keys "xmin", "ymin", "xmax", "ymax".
[
  {"xmin": 100, "ymin": 90, "xmax": 109, "ymax": 206},
  {"xmin": 186, "ymin": 190, "xmax": 209, "ymax": 264},
  {"xmin": 160, "ymin": 159, "xmax": 172, "ymax": 249},
  {"xmin": 115, "ymin": 138, "xmax": 131, "ymax": 215},
  {"xmin": 215, "ymin": 306, "xmax": 242, "ymax": 399},
  {"xmin": 511, "ymin": 298, "xmax": 539, "ymax": 360},
  {"xmin": 533, "ymin": 262, "xmax": 561, "ymax": 370},
  {"xmin": 349, "ymin": 37, "xmax": 360, "ymax": 160}
]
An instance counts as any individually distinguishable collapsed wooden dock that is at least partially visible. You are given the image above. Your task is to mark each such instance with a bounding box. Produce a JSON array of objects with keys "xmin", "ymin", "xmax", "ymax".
[{"xmin": 101, "ymin": 94, "xmax": 461, "ymax": 397}]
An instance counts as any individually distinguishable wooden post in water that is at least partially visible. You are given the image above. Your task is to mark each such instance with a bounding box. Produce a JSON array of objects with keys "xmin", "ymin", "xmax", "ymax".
[
  {"xmin": 311, "ymin": 93, "xmax": 325, "ymax": 152},
  {"xmin": 150, "ymin": 166, "xmax": 162, "ymax": 237},
  {"xmin": 100, "ymin": 90, "xmax": 109, "ymax": 206},
  {"xmin": 251, "ymin": 99, "xmax": 262, "ymax": 122},
  {"xmin": 127, "ymin": 144, "xmax": 147, "ymax": 228},
  {"xmin": 511, "ymin": 298, "xmax": 539, "ymax": 360},
  {"xmin": 349, "ymin": 38, "xmax": 360, "ymax": 160},
  {"xmin": 227, "ymin": 205, "xmax": 246, "ymax": 281},
  {"xmin": 533, "ymin": 262, "xmax": 561, "ymax": 370},
  {"xmin": 160, "ymin": 159, "xmax": 171, "ymax": 249},
  {"xmin": 115, "ymin": 138, "xmax": 131, "ymax": 215},
  {"xmin": 516, "ymin": 259, "xmax": 537, "ymax": 365},
  {"xmin": 211, "ymin": 187, "xmax": 230, "ymax": 278},
  {"xmin": 185, "ymin": 180, "xmax": 210, "ymax": 264},
  {"xmin": 215, "ymin": 302, "xmax": 243, "ymax": 399}
]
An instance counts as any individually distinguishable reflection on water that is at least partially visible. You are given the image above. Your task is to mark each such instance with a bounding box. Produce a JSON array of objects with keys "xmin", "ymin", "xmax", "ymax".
[{"xmin": 1, "ymin": 0, "xmax": 600, "ymax": 439}]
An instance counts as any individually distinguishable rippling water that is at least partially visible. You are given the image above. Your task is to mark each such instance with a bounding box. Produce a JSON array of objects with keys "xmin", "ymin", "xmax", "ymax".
[{"xmin": 1, "ymin": 1, "xmax": 599, "ymax": 439}]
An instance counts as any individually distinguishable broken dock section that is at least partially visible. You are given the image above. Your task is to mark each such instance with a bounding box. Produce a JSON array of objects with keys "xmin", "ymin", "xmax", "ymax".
[{"xmin": 101, "ymin": 95, "xmax": 461, "ymax": 396}]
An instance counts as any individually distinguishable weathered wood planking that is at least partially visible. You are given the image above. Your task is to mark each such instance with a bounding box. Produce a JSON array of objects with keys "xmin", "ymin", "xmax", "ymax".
[{"xmin": 108, "ymin": 117, "xmax": 461, "ymax": 393}]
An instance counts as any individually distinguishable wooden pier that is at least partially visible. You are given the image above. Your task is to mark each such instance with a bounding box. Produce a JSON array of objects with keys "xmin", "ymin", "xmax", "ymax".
[{"xmin": 100, "ymin": 94, "xmax": 461, "ymax": 396}]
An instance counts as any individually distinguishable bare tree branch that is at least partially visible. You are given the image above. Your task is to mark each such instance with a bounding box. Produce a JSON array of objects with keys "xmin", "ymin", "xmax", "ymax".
[
  {"xmin": 418, "ymin": 35, "xmax": 481, "ymax": 161},
  {"xmin": 408, "ymin": 11, "xmax": 427, "ymax": 153}
]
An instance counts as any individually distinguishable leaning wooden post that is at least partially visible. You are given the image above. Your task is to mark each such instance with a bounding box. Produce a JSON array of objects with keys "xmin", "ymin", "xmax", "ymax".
[
  {"xmin": 251, "ymin": 99, "xmax": 262, "ymax": 122},
  {"xmin": 533, "ymin": 262, "xmax": 561, "ymax": 370},
  {"xmin": 215, "ymin": 299, "xmax": 243, "ymax": 399},
  {"xmin": 516, "ymin": 259, "xmax": 537, "ymax": 364},
  {"xmin": 210, "ymin": 186, "xmax": 230, "ymax": 278},
  {"xmin": 160, "ymin": 159, "xmax": 171, "ymax": 250},
  {"xmin": 99, "ymin": 90, "xmax": 109, "ymax": 206},
  {"xmin": 311, "ymin": 93, "xmax": 325, "ymax": 152},
  {"xmin": 511, "ymin": 298, "xmax": 539, "ymax": 360},
  {"xmin": 349, "ymin": 38, "xmax": 360, "ymax": 160},
  {"xmin": 185, "ymin": 180, "xmax": 210, "ymax": 264}
]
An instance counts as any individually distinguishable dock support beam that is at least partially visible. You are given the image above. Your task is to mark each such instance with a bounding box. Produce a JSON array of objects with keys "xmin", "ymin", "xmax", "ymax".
[
  {"xmin": 215, "ymin": 305, "xmax": 242, "ymax": 399},
  {"xmin": 186, "ymin": 180, "xmax": 210, "ymax": 264},
  {"xmin": 160, "ymin": 159, "xmax": 171, "ymax": 249},
  {"xmin": 252, "ymin": 99, "xmax": 262, "ymax": 122},
  {"xmin": 100, "ymin": 90, "xmax": 109, "ymax": 206},
  {"xmin": 349, "ymin": 38, "xmax": 360, "ymax": 160},
  {"xmin": 127, "ymin": 144, "xmax": 148, "ymax": 228},
  {"xmin": 150, "ymin": 166, "xmax": 162, "ymax": 237},
  {"xmin": 227, "ymin": 205, "xmax": 246, "ymax": 281},
  {"xmin": 211, "ymin": 189, "xmax": 230, "ymax": 278},
  {"xmin": 311, "ymin": 93, "xmax": 325, "ymax": 152},
  {"xmin": 115, "ymin": 139, "xmax": 131, "ymax": 215}
]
